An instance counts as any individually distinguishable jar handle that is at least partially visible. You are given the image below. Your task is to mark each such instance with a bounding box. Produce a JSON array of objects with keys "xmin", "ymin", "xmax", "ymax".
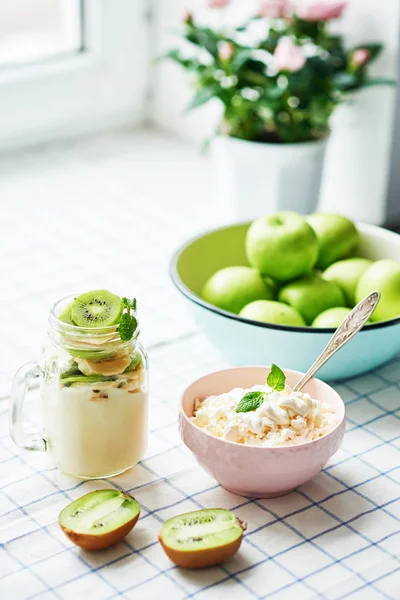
[{"xmin": 9, "ymin": 359, "xmax": 47, "ymax": 452}]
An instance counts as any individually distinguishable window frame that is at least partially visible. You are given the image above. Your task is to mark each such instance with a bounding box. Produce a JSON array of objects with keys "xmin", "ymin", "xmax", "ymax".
[{"xmin": 0, "ymin": 0, "xmax": 149, "ymax": 150}]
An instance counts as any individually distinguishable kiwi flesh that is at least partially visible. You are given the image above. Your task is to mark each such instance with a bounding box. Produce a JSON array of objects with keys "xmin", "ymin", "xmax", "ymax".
[
  {"xmin": 59, "ymin": 303, "xmax": 75, "ymax": 325},
  {"xmin": 59, "ymin": 489, "xmax": 140, "ymax": 551},
  {"xmin": 158, "ymin": 508, "xmax": 246, "ymax": 568},
  {"xmin": 71, "ymin": 290, "xmax": 123, "ymax": 328},
  {"xmin": 67, "ymin": 347, "xmax": 118, "ymax": 361},
  {"xmin": 60, "ymin": 363, "xmax": 82, "ymax": 379},
  {"xmin": 59, "ymin": 364, "xmax": 100, "ymax": 386},
  {"xmin": 124, "ymin": 352, "xmax": 143, "ymax": 372},
  {"xmin": 61, "ymin": 374, "xmax": 115, "ymax": 387}
]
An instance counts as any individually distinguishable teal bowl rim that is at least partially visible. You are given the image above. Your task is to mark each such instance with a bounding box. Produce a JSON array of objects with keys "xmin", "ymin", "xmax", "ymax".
[{"xmin": 169, "ymin": 225, "xmax": 400, "ymax": 335}]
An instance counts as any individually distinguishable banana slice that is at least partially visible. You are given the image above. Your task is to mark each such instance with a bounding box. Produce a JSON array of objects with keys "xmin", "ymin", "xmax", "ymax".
[{"xmin": 77, "ymin": 354, "xmax": 131, "ymax": 376}]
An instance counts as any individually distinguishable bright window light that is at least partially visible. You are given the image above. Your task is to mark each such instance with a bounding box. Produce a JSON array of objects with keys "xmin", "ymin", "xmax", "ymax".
[{"xmin": 0, "ymin": 0, "xmax": 82, "ymax": 67}]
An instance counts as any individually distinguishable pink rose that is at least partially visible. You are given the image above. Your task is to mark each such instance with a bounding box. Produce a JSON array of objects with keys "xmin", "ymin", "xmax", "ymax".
[
  {"xmin": 274, "ymin": 38, "xmax": 306, "ymax": 72},
  {"xmin": 219, "ymin": 42, "xmax": 234, "ymax": 61},
  {"xmin": 258, "ymin": 0, "xmax": 291, "ymax": 18},
  {"xmin": 352, "ymin": 48, "xmax": 370, "ymax": 67},
  {"xmin": 207, "ymin": 0, "xmax": 230, "ymax": 8},
  {"xmin": 297, "ymin": 0, "xmax": 347, "ymax": 21},
  {"xmin": 182, "ymin": 9, "xmax": 192, "ymax": 23}
]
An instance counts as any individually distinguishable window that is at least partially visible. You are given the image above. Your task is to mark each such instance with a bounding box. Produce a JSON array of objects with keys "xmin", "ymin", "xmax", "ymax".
[
  {"xmin": 0, "ymin": 0, "xmax": 148, "ymax": 150},
  {"xmin": 0, "ymin": 0, "xmax": 82, "ymax": 67}
]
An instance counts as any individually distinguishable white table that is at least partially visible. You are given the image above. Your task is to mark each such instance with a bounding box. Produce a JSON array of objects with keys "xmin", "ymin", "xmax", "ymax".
[{"xmin": 0, "ymin": 131, "xmax": 399, "ymax": 600}]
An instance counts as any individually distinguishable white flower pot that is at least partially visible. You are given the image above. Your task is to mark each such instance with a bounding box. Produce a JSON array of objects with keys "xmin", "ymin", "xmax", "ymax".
[{"xmin": 211, "ymin": 135, "xmax": 328, "ymax": 221}]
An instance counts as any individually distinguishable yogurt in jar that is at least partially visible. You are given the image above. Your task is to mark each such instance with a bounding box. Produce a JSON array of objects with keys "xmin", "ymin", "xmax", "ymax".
[
  {"xmin": 10, "ymin": 290, "xmax": 149, "ymax": 480},
  {"xmin": 41, "ymin": 363, "xmax": 147, "ymax": 478}
]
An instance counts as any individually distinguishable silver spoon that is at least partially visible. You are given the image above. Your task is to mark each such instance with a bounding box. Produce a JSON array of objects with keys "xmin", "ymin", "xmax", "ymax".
[{"xmin": 293, "ymin": 291, "xmax": 381, "ymax": 392}]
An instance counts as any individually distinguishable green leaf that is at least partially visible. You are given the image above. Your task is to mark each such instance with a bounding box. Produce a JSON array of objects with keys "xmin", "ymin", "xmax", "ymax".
[
  {"xmin": 263, "ymin": 87, "xmax": 285, "ymax": 101},
  {"xmin": 306, "ymin": 55, "xmax": 336, "ymax": 76},
  {"xmin": 236, "ymin": 391, "xmax": 265, "ymax": 413},
  {"xmin": 231, "ymin": 49, "xmax": 252, "ymax": 71},
  {"xmin": 361, "ymin": 78, "xmax": 397, "ymax": 88},
  {"xmin": 201, "ymin": 129, "xmax": 218, "ymax": 153},
  {"xmin": 119, "ymin": 313, "xmax": 138, "ymax": 342},
  {"xmin": 185, "ymin": 27, "xmax": 220, "ymax": 57},
  {"xmin": 333, "ymin": 72, "xmax": 360, "ymax": 91},
  {"xmin": 267, "ymin": 364, "xmax": 286, "ymax": 392},
  {"xmin": 164, "ymin": 48, "xmax": 183, "ymax": 62},
  {"xmin": 122, "ymin": 297, "xmax": 137, "ymax": 310},
  {"xmin": 164, "ymin": 49, "xmax": 201, "ymax": 70},
  {"xmin": 186, "ymin": 86, "xmax": 218, "ymax": 111}
]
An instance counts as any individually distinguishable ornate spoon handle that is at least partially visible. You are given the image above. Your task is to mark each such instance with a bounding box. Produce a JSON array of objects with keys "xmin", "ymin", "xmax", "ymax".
[{"xmin": 292, "ymin": 291, "xmax": 380, "ymax": 392}]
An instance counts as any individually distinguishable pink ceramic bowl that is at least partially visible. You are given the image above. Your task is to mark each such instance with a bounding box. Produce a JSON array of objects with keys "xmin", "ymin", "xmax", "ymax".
[{"xmin": 179, "ymin": 366, "xmax": 346, "ymax": 498}]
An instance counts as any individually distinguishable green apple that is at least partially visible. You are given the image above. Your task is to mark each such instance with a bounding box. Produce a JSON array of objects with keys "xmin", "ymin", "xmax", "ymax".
[
  {"xmin": 239, "ymin": 300, "xmax": 305, "ymax": 327},
  {"xmin": 355, "ymin": 259, "xmax": 400, "ymax": 322},
  {"xmin": 278, "ymin": 274, "xmax": 346, "ymax": 325},
  {"xmin": 245, "ymin": 212, "xmax": 318, "ymax": 282},
  {"xmin": 201, "ymin": 266, "xmax": 275, "ymax": 314},
  {"xmin": 307, "ymin": 213, "xmax": 360, "ymax": 270},
  {"xmin": 322, "ymin": 258, "xmax": 372, "ymax": 306},
  {"xmin": 312, "ymin": 307, "xmax": 352, "ymax": 328}
]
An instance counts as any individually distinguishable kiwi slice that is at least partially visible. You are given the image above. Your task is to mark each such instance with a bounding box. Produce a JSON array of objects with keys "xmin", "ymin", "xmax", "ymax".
[
  {"xmin": 67, "ymin": 348, "xmax": 118, "ymax": 361},
  {"xmin": 71, "ymin": 290, "xmax": 123, "ymax": 328},
  {"xmin": 158, "ymin": 508, "xmax": 246, "ymax": 569},
  {"xmin": 124, "ymin": 352, "xmax": 143, "ymax": 372},
  {"xmin": 61, "ymin": 374, "xmax": 114, "ymax": 387},
  {"xmin": 59, "ymin": 303, "xmax": 76, "ymax": 325},
  {"xmin": 59, "ymin": 490, "xmax": 140, "ymax": 551},
  {"xmin": 60, "ymin": 364, "xmax": 83, "ymax": 379}
]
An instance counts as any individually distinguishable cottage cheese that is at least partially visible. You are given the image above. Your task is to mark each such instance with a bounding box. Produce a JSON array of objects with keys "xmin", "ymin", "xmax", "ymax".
[{"xmin": 191, "ymin": 385, "xmax": 338, "ymax": 447}]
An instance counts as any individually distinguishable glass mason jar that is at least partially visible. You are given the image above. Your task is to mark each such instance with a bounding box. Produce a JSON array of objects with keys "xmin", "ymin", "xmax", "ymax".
[{"xmin": 10, "ymin": 294, "xmax": 148, "ymax": 479}]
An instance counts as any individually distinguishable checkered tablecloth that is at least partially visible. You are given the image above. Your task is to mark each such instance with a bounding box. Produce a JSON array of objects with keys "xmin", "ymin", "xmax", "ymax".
[{"xmin": 0, "ymin": 131, "xmax": 399, "ymax": 600}]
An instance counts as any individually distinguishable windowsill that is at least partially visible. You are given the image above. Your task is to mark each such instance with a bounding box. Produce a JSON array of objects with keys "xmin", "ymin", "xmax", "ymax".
[{"xmin": 0, "ymin": 124, "xmax": 218, "ymax": 221}]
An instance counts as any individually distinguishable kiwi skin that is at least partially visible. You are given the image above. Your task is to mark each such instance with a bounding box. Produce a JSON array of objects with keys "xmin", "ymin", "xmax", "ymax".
[
  {"xmin": 61, "ymin": 515, "xmax": 140, "ymax": 551},
  {"xmin": 158, "ymin": 512, "xmax": 246, "ymax": 569},
  {"xmin": 158, "ymin": 533, "xmax": 243, "ymax": 568}
]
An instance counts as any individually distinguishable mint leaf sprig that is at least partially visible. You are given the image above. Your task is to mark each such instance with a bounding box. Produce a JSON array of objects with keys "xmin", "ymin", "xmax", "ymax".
[
  {"xmin": 236, "ymin": 364, "xmax": 287, "ymax": 413},
  {"xmin": 122, "ymin": 297, "xmax": 137, "ymax": 311},
  {"xmin": 267, "ymin": 363, "xmax": 286, "ymax": 392},
  {"xmin": 119, "ymin": 297, "xmax": 138, "ymax": 342},
  {"xmin": 236, "ymin": 391, "xmax": 264, "ymax": 413}
]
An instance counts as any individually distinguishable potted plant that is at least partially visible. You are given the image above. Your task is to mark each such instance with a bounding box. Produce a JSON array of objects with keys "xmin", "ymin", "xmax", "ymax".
[{"xmin": 167, "ymin": 0, "xmax": 391, "ymax": 220}]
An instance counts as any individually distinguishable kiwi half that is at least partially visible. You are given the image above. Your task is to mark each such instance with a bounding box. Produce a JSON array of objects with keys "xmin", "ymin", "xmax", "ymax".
[
  {"xmin": 158, "ymin": 508, "xmax": 246, "ymax": 568},
  {"xmin": 71, "ymin": 290, "xmax": 123, "ymax": 328},
  {"xmin": 59, "ymin": 490, "xmax": 140, "ymax": 551}
]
